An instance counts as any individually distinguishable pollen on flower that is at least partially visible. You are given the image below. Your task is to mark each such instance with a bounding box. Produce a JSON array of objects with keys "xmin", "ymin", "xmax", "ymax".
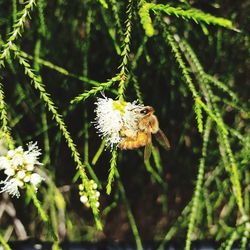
[
  {"xmin": 0, "ymin": 142, "xmax": 44, "ymax": 198},
  {"xmin": 94, "ymin": 97, "xmax": 143, "ymax": 149},
  {"xmin": 123, "ymin": 100, "xmax": 143, "ymax": 132}
]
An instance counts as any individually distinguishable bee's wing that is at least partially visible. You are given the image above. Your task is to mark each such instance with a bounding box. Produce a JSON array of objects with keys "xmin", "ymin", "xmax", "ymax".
[
  {"xmin": 155, "ymin": 128, "xmax": 170, "ymax": 151},
  {"xmin": 144, "ymin": 133, "xmax": 152, "ymax": 161}
]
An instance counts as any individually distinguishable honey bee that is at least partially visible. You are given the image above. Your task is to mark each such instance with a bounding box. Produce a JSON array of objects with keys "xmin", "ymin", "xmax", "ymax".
[{"xmin": 118, "ymin": 106, "xmax": 170, "ymax": 160}]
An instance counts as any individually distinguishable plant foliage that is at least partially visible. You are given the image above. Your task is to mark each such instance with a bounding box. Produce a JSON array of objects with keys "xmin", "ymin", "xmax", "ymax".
[{"xmin": 0, "ymin": 0, "xmax": 249, "ymax": 249}]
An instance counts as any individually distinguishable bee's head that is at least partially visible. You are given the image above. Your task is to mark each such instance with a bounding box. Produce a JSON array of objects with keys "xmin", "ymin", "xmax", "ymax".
[{"xmin": 138, "ymin": 106, "xmax": 154, "ymax": 116}]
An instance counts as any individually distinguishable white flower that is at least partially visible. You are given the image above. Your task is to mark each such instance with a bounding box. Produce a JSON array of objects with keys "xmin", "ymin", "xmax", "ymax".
[
  {"xmin": 24, "ymin": 175, "xmax": 31, "ymax": 182},
  {"xmin": 12, "ymin": 152, "xmax": 25, "ymax": 168},
  {"xmin": 24, "ymin": 142, "xmax": 42, "ymax": 165},
  {"xmin": 7, "ymin": 149, "xmax": 15, "ymax": 158},
  {"xmin": 80, "ymin": 195, "xmax": 88, "ymax": 204},
  {"xmin": 93, "ymin": 182, "xmax": 97, "ymax": 190},
  {"xmin": 4, "ymin": 167, "xmax": 15, "ymax": 177},
  {"xmin": 79, "ymin": 180, "xmax": 100, "ymax": 209},
  {"xmin": 79, "ymin": 184, "xmax": 84, "ymax": 191},
  {"xmin": 17, "ymin": 170, "xmax": 26, "ymax": 179},
  {"xmin": 95, "ymin": 201, "xmax": 100, "ymax": 208},
  {"xmin": 0, "ymin": 142, "xmax": 44, "ymax": 198},
  {"xmin": 90, "ymin": 179, "xmax": 98, "ymax": 190},
  {"xmin": 30, "ymin": 173, "xmax": 43, "ymax": 187},
  {"xmin": 0, "ymin": 156, "xmax": 11, "ymax": 170},
  {"xmin": 94, "ymin": 97, "xmax": 123, "ymax": 148},
  {"xmin": 0, "ymin": 177, "xmax": 21, "ymax": 198},
  {"xmin": 94, "ymin": 97, "xmax": 143, "ymax": 148},
  {"xmin": 26, "ymin": 164, "xmax": 35, "ymax": 171}
]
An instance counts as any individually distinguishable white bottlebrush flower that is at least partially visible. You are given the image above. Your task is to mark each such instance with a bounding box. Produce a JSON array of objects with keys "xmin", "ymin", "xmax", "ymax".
[
  {"xmin": 24, "ymin": 142, "xmax": 42, "ymax": 165},
  {"xmin": 0, "ymin": 142, "xmax": 44, "ymax": 198},
  {"xmin": 0, "ymin": 177, "xmax": 21, "ymax": 198},
  {"xmin": 94, "ymin": 97, "xmax": 123, "ymax": 148},
  {"xmin": 94, "ymin": 97, "xmax": 143, "ymax": 148}
]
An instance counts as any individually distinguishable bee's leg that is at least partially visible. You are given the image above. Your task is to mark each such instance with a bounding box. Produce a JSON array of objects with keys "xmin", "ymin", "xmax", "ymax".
[
  {"xmin": 150, "ymin": 115, "xmax": 159, "ymax": 134},
  {"xmin": 120, "ymin": 129, "xmax": 137, "ymax": 138}
]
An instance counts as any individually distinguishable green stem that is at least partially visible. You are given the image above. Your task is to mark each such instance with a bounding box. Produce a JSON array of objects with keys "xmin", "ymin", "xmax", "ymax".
[
  {"xmin": 27, "ymin": 185, "xmax": 48, "ymax": 222},
  {"xmin": 0, "ymin": 0, "xmax": 36, "ymax": 66},
  {"xmin": 116, "ymin": 169, "xmax": 143, "ymax": 250},
  {"xmin": 117, "ymin": 0, "xmax": 133, "ymax": 99},
  {"xmin": 106, "ymin": 149, "xmax": 118, "ymax": 195},
  {"xmin": 185, "ymin": 119, "xmax": 212, "ymax": 250},
  {"xmin": 0, "ymin": 233, "xmax": 11, "ymax": 250}
]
